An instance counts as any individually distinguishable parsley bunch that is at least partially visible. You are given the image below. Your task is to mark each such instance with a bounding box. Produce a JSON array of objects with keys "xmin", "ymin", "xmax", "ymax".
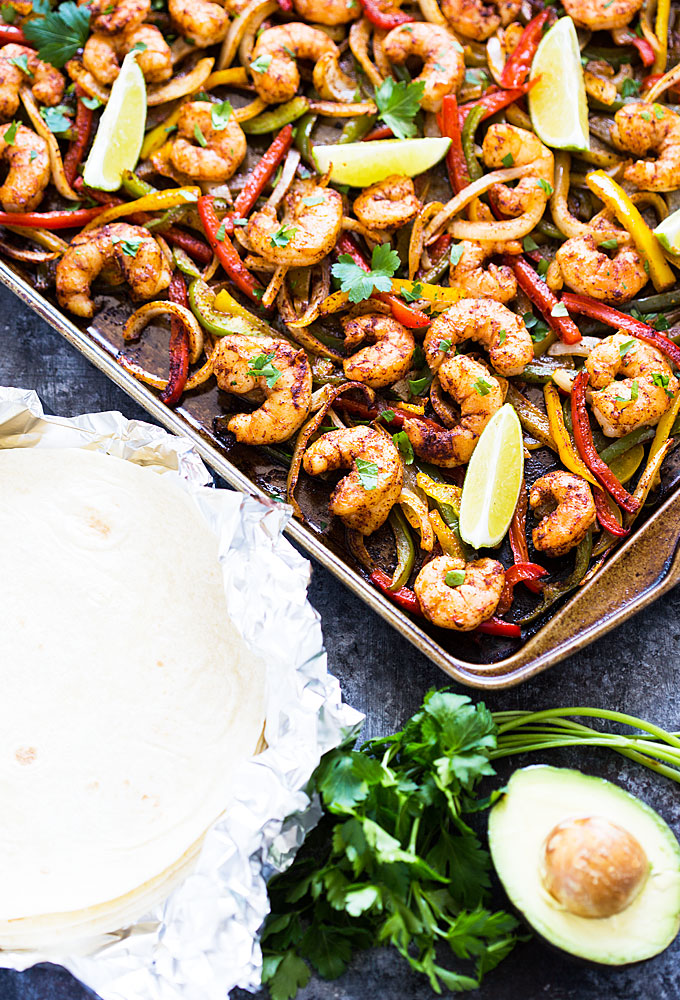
[{"xmin": 261, "ymin": 691, "xmax": 519, "ymax": 1000}]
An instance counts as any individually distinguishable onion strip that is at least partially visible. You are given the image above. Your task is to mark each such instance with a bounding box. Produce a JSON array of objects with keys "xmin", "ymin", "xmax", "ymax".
[
  {"xmin": 417, "ymin": 0, "xmax": 448, "ymax": 25},
  {"xmin": 643, "ymin": 61, "xmax": 680, "ymax": 103},
  {"xmin": 233, "ymin": 97, "xmax": 268, "ymax": 121},
  {"xmin": 5, "ymin": 225, "xmax": 68, "ymax": 252},
  {"xmin": 409, "ymin": 201, "xmax": 443, "ymax": 278},
  {"xmin": 349, "ymin": 19, "xmax": 384, "ymax": 88},
  {"xmin": 123, "ymin": 301, "xmax": 204, "ymax": 364},
  {"xmin": 308, "ymin": 99, "xmax": 378, "ymax": 116},
  {"xmin": 423, "ymin": 164, "xmax": 536, "ymax": 242},
  {"xmin": 218, "ymin": 0, "xmax": 278, "ymax": 69},
  {"xmin": 147, "ymin": 58, "xmax": 215, "ymax": 106},
  {"xmin": 20, "ymin": 87, "xmax": 79, "ymax": 201},
  {"xmin": 118, "ymin": 342, "xmax": 219, "ymax": 391},
  {"xmin": 0, "ymin": 238, "xmax": 58, "ymax": 262},
  {"xmin": 262, "ymin": 264, "xmax": 288, "ymax": 308},
  {"xmin": 313, "ymin": 51, "xmax": 358, "ymax": 102},
  {"xmin": 267, "ymin": 149, "xmax": 301, "ymax": 207}
]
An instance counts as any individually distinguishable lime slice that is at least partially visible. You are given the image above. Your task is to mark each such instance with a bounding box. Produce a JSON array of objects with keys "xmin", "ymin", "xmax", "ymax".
[
  {"xmin": 654, "ymin": 207, "xmax": 680, "ymax": 253},
  {"xmin": 528, "ymin": 17, "xmax": 589, "ymax": 153},
  {"xmin": 313, "ymin": 137, "xmax": 451, "ymax": 187},
  {"xmin": 83, "ymin": 51, "xmax": 147, "ymax": 192},
  {"xmin": 458, "ymin": 404, "xmax": 524, "ymax": 549}
]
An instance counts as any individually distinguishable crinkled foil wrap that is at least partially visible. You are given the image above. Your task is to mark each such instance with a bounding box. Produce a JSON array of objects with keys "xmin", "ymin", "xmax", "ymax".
[{"xmin": 0, "ymin": 386, "xmax": 363, "ymax": 1000}]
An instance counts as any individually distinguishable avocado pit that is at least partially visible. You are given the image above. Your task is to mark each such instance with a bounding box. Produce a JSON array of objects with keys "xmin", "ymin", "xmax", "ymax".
[{"xmin": 540, "ymin": 815, "xmax": 649, "ymax": 918}]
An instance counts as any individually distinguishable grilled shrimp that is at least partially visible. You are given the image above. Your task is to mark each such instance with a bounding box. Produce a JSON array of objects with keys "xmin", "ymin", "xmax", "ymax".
[
  {"xmin": 483, "ymin": 124, "xmax": 554, "ymax": 217},
  {"xmin": 83, "ymin": 25, "xmax": 172, "ymax": 85},
  {"xmin": 403, "ymin": 354, "xmax": 503, "ymax": 467},
  {"xmin": 303, "ymin": 425, "xmax": 403, "ymax": 534},
  {"xmin": 610, "ymin": 102, "xmax": 680, "ymax": 192},
  {"xmin": 585, "ymin": 333, "xmax": 679, "ymax": 437},
  {"xmin": 353, "ymin": 176, "xmax": 421, "ymax": 231},
  {"xmin": 0, "ymin": 44, "xmax": 64, "ymax": 120},
  {"xmin": 168, "ymin": 0, "xmax": 229, "ymax": 46},
  {"xmin": 79, "ymin": 0, "xmax": 149, "ymax": 33},
  {"xmin": 212, "ymin": 335, "xmax": 312, "ymax": 445},
  {"xmin": 530, "ymin": 472, "xmax": 596, "ymax": 558},
  {"xmin": 249, "ymin": 24, "xmax": 337, "ymax": 103},
  {"xmin": 414, "ymin": 555, "xmax": 505, "ymax": 630},
  {"xmin": 440, "ymin": 0, "xmax": 521, "ymax": 40},
  {"xmin": 424, "ymin": 299, "xmax": 534, "ymax": 376},
  {"xmin": 562, "ymin": 0, "xmax": 642, "ymax": 29},
  {"xmin": 449, "ymin": 240, "xmax": 519, "ymax": 303},
  {"xmin": 555, "ymin": 233, "xmax": 648, "ymax": 304},
  {"xmin": 382, "ymin": 23, "xmax": 465, "ymax": 112},
  {"xmin": 56, "ymin": 224, "xmax": 172, "ymax": 319},
  {"xmin": 0, "ymin": 123, "xmax": 49, "ymax": 213},
  {"xmin": 292, "ymin": 0, "xmax": 359, "ymax": 24},
  {"xmin": 167, "ymin": 102, "xmax": 246, "ymax": 182},
  {"xmin": 246, "ymin": 179, "xmax": 343, "ymax": 266},
  {"xmin": 342, "ymin": 314, "xmax": 415, "ymax": 388}
]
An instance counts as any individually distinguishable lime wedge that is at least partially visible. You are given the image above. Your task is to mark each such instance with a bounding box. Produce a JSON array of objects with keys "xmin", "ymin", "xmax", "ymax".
[
  {"xmin": 654, "ymin": 207, "xmax": 680, "ymax": 253},
  {"xmin": 313, "ymin": 137, "xmax": 451, "ymax": 187},
  {"xmin": 528, "ymin": 16, "xmax": 589, "ymax": 153},
  {"xmin": 83, "ymin": 51, "xmax": 146, "ymax": 192},
  {"xmin": 458, "ymin": 404, "xmax": 524, "ymax": 549}
]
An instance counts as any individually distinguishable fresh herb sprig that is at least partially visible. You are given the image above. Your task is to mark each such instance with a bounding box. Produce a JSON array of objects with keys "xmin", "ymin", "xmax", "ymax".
[
  {"xmin": 332, "ymin": 243, "xmax": 400, "ymax": 303},
  {"xmin": 374, "ymin": 77, "xmax": 425, "ymax": 141},
  {"xmin": 23, "ymin": 1, "xmax": 90, "ymax": 68},
  {"xmin": 261, "ymin": 691, "xmax": 519, "ymax": 1000}
]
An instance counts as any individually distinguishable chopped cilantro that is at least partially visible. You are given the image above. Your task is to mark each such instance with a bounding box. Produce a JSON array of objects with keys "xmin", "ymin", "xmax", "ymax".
[
  {"xmin": 537, "ymin": 257, "xmax": 550, "ymax": 278},
  {"xmin": 111, "ymin": 235, "xmax": 143, "ymax": 257},
  {"xmin": 538, "ymin": 178, "xmax": 553, "ymax": 197},
  {"xmin": 497, "ymin": 329, "xmax": 506, "ymax": 346},
  {"xmin": 270, "ymin": 224, "xmax": 297, "ymax": 248},
  {"xmin": 9, "ymin": 53, "xmax": 33, "ymax": 77},
  {"xmin": 246, "ymin": 351, "xmax": 282, "ymax": 388},
  {"xmin": 215, "ymin": 221, "xmax": 226, "ymax": 241},
  {"xmin": 3, "ymin": 120, "xmax": 18, "ymax": 145},
  {"xmin": 250, "ymin": 53, "xmax": 272, "ymax": 73},
  {"xmin": 400, "ymin": 281, "xmax": 423, "ymax": 303},
  {"xmin": 374, "ymin": 77, "xmax": 425, "ymax": 141},
  {"xmin": 445, "ymin": 569, "xmax": 466, "ymax": 587},
  {"xmin": 618, "ymin": 338, "xmax": 636, "ymax": 357},
  {"xmin": 439, "ymin": 337, "xmax": 452, "ymax": 353},
  {"xmin": 331, "ymin": 243, "xmax": 400, "ymax": 304},
  {"xmin": 130, "ymin": 41, "xmax": 147, "ymax": 52},
  {"xmin": 40, "ymin": 104, "xmax": 72, "ymax": 134},
  {"xmin": 523, "ymin": 235, "xmax": 538, "ymax": 252},
  {"xmin": 81, "ymin": 95, "xmax": 102, "ymax": 110},
  {"xmin": 550, "ymin": 302, "xmax": 569, "ymax": 317},
  {"xmin": 501, "ymin": 152, "xmax": 514, "ymax": 167},
  {"xmin": 473, "ymin": 377, "xmax": 492, "ymax": 396},
  {"xmin": 379, "ymin": 409, "xmax": 395, "ymax": 423},
  {"xmin": 598, "ymin": 238, "xmax": 618, "ymax": 250},
  {"xmin": 211, "ymin": 99, "xmax": 233, "ymax": 130},
  {"xmin": 449, "ymin": 243, "xmax": 464, "ymax": 266},
  {"xmin": 301, "ymin": 193, "xmax": 324, "ymax": 206},
  {"xmin": 355, "ymin": 457, "xmax": 379, "ymax": 490},
  {"xmin": 408, "ymin": 375, "xmax": 432, "ymax": 396},
  {"xmin": 653, "ymin": 104, "xmax": 666, "ymax": 119},
  {"xmin": 641, "ymin": 110, "xmax": 651, "ymax": 121},
  {"xmin": 652, "ymin": 372, "xmax": 673, "ymax": 395},
  {"xmin": 23, "ymin": 1, "xmax": 91, "ymax": 68},
  {"xmin": 392, "ymin": 431, "xmax": 414, "ymax": 464},
  {"xmin": 0, "ymin": 3, "xmax": 15, "ymax": 23},
  {"xmin": 621, "ymin": 77, "xmax": 641, "ymax": 97},
  {"xmin": 193, "ymin": 123, "xmax": 207, "ymax": 147},
  {"xmin": 29, "ymin": 149, "xmax": 37, "ymax": 162}
]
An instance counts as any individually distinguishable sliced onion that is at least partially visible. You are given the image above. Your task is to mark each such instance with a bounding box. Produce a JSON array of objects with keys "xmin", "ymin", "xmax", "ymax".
[
  {"xmin": 551, "ymin": 152, "xmax": 622, "ymax": 240},
  {"xmin": 6, "ymin": 225, "xmax": 68, "ymax": 252},
  {"xmin": 262, "ymin": 264, "xmax": 288, "ymax": 308},
  {"xmin": 219, "ymin": 0, "xmax": 278, "ymax": 70},
  {"xmin": 429, "ymin": 375, "xmax": 457, "ymax": 427},
  {"xmin": 147, "ymin": 58, "xmax": 215, "ymax": 106},
  {"xmin": 313, "ymin": 51, "xmax": 358, "ymax": 103},
  {"xmin": 548, "ymin": 336, "xmax": 601, "ymax": 357},
  {"xmin": 342, "ymin": 215, "xmax": 384, "ymax": 246},
  {"xmin": 346, "ymin": 528, "xmax": 374, "ymax": 569},
  {"xmin": 20, "ymin": 87, "xmax": 79, "ymax": 201},
  {"xmin": 423, "ymin": 164, "xmax": 537, "ymax": 243},
  {"xmin": 0, "ymin": 238, "xmax": 58, "ymax": 262},
  {"xmin": 124, "ymin": 301, "xmax": 204, "ymax": 364},
  {"xmin": 117, "ymin": 342, "xmax": 218, "ymax": 391},
  {"xmin": 486, "ymin": 34, "xmax": 506, "ymax": 86},
  {"xmin": 267, "ymin": 149, "xmax": 301, "ymax": 207},
  {"xmin": 371, "ymin": 28, "xmax": 393, "ymax": 80},
  {"xmin": 418, "ymin": 0, "xmax": 448, "ymax": 25},
  {"xmin": 308, "ymin": 99, "xmax": 377, "ymax": 116},
  {"xmin": 170, "ymin": 38, "xmax": 195, "ymax": 64},
  {"xmin": 410, "ymin": 200, "xmax": 444, "ymax": 277},
  {"xmin": 234, "ymin": 97, "xmax": 268, "ymax": 122},
  {"xmin": 349, "ymin": 19, "xmax": 384, "ymax": 88},
  {"xmin": 552, "ymin": 367, "xmax": 577, "ymax": 393},
  {"xmin": 398, "ymin": 488, "xmax": 435, "ymax": 551},
  {"xmin": 644, "ymin": 61, "xmax": 680, "ymax": 103}
]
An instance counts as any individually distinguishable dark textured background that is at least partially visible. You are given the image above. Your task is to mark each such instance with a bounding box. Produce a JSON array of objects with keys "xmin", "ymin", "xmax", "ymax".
[{"xmin": 2, "ymin": 283, "xmax": 679, "ymax": 1000}]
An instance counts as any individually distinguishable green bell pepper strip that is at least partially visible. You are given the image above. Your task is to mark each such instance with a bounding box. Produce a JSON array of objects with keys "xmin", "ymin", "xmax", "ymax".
[
  {"xmin": 242, "ymin": 97, "xmax": 309, "ymax": 135},
  {"xmin": 608, "ymin": 443, "xmax": 645, "ymax": 485},
  {"xmin": 461, "ymin": 103, "xmax": 485, "ymax": 182},
  {"xmin": 626, "ymin": 287, "xmax": 680, "ymax": 314},
  {"xmin": 189, "ymin": 278, "xmax": 266, "ymax": 337},
  {"xmin": 121, "ymin": 170, "xmax": 157, "ymax": 199},
  {"xmin": 173, "ymin": 246, "xmax": 201, "ymax": 278},
  {"xmin": 598, "ymin": 426, "xmax": 655, "ymax": 464},
  {"xmin": 518, "ymin": 529, "xmax": 593, "ymax": 624},
  {"xmin": 388, "ymin": 506, "xmax": 415, "ymax": 591},
  {"xmin": 339, "ymin": 115, "xmax": 377, "ymax": 143},
  {"xmin": 294, "ymin": 113, "xmax": 318, "ymax": 166},
  {"xmin": 516, "ymin": 358, "xmax": 566, "ymax": 384}
]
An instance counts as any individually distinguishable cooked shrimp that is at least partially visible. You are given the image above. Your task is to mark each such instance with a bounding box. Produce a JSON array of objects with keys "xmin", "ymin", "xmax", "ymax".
[
  {"xmin": 249, "ymin": 24, "xmax": 337, "ymax": 104},
  {"xmin": 414, "ymin": 555, "xmax": 505, "ymax": 630},
  {"xmin": 246, "ymin": 179, "xmax": 343, "ymax": 266},
  {"xmin": 610, "ymin": 102, "xmax": 680, "ymax": 192},
  {"xmin": 424, "ymin": 299, "xmax": 534, "ymax": 376},
  {"xmin": 440, "ymin": 0, "xmax": 521, "ymax": 41},
  {"xmin": 449, "ymin": 240, "xmax": 519, "ymax": 303},
  {"xmin": 0, "ymin": 44, "xmax": 64, "ymax": 120},
  {"xmin": 341, "ymin": 314, "xmax": 415, "ymax": 388},
  {"xmin": 79, "ymin": 0, "xmax": 149, "ymax": 33},
  {"xmin": 303, "ymin": 425, "xmax": 403, "ymax": 535},
  {"xmin": 530, "ymin": 472, "xmax": 596, "ymax": 558},
  {"xmin": 585, "ymin": 333, "xmax": 679, "ymax": 437},
  {"xmin": 562, "ymin": 0, "xmax": 642, "ymax": 30},
  {"xmin": 353, "ymin": 176, "xmax": 421, "ymax": 231},
  {"xmin": 168, "ymin": 0, "xmax": 229, "ymax": 46},
  {"xmin": 483, "ymin": 124, "xmax": 554, "ymax": 216},
  {"xmin": 82, "ymin": 25, "xmax": 172, "ymax": 85},
  {"xmin": 212, "ymin": 335, "xmax": 312, "ymax": 445},
  {"xmin": 0, "ymin": 123, "xmax": 49, "ymax": 213},
  {"xmin": 403, "ymin": 354, "xmax": 503, "ymax": 467},
  {"xmin": 555, "ymin": 233, "xmax": 647, "ymax": 305},
  {"xmin": 382, "ymin": 23, "xmax": 465, "ymax": 112},
  {"xmin": 56, "ymin": 224, "xmax": 172, "ymax": 319},
  {"xmin": 167, "ymin": 102, "xmax": 246, "ymax": 182},
  {"xmin": 293, "ymin": 0, "xmax": 359, "ymax": 24}
]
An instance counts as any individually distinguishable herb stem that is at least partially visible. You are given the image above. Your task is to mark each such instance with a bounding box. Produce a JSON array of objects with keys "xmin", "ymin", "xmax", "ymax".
[{"xmin": 493, "ymin": 707, "xmax": 680, "ymax": 749}]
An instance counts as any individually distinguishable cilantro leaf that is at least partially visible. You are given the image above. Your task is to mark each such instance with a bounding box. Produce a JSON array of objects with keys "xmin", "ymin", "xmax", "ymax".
[
  {"xmin": 9, "ymin": 53, "xmax": 33, "ymax": 77},
  {"xmin": 445, "ymin": 569, "xmax": 466, "ymax": 587},
  {"xmin": 40, "ymin": 104, "xmax": 72, "ymax": 134},
  {"xmin": 331, "ymin": 242, "xmax": 399, "ymax": 304},
  {"xmin": 130, "ymin": 40, "xmax": 147, "ymax": 52},
  {"xmin": 599, "ymin": 237, "xmax": 619, "ymax": 250},
  {"xmin": 111, "ymin": 235, "xmax": 143, "ymax": 257},
  {"xmin": 270, "ymin": 224, "xmax": 297, "ymax": 248},
  {"xmin": 355, "ymin": 457, "xmax": 379, "ymax": 490},
  {"xmin": 450, "ymin": 243, "xmax": 464, "ymax": 266},
  {"xmin": 246, "ymin": 351, "xmax": 281, "ymax": 388},
  {"xmin": 211, "ymin": 99, "xmax": 233, "ymax": 129},
  {"xmin": 400, "ymin": 281, "xmax": 423, "ymax": 303},
  {"xmin": 3, "ymin": 120, "xmax": 18, "ymax": 145},
  {"xmin": 193, "ymin": 123, "xmax": 207, "ymax": 147},
  {"xmin": 374, "ymin": 77, "xmax": 425, "ymax": 140},
  {"xmin": 621, "ymin": 77, "xmax": 641, "ymax": 97},
  {"xmin": 250, "ymin": 53, "xmax": 272, "ymax": 73},
  {"xmin": 550, "ymin": 302, "xmax": 569, "ymax": 317},
  {"xmin": 619, "ymin": 338, "xmax": 636, "ymax": 357},
  {"xmin": 392, "ymin": 430, "xmax": 414, "ymax": 464},
  {"xmin": 264, "ymin": 952, "xmax": 311, "ymax": 1000},
  {"xmin": 473, "ymin": 377, "xmax": 492, "ymax": 396},
  {"xmin": 81, "ymin": 95, "xmax": 102, "ymax": 110},
  {"xmin": 23, "ymin": 1, "xmax": 90, "ymax": 69}
]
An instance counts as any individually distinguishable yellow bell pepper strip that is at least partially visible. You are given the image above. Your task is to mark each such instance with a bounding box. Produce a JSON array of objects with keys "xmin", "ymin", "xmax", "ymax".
[
  {"xmin": 649, "ymin": 387, "xmax": 680, "ymax": 467},
  {"xmin": 233, "ymin": 98, "xmax": 268, "ymax": 122},
  {"xmin": 415, "ymin": 471, "xmax": 462, "ymax": 513},
  {"xmin": 390, "ymin": 278, "xmax": 463, "ymax": 305},
  {"xmin": 387, "ymin": 506, "xmax": 416, "ymax": 590},
  {"xmin": 82, "ymin": 187, "xmax": 201, "ymax": 232},
  {"xmin": 586, "ymin": 170, "xmax": 675, "ymax": 292},
  {"xmin": 623, "ymin": 437, "xmax": 674, "ymax": 529},
  {"xmin": 543, "ymin": 383, "xmax": 598, "ymax": 487},
  {"xmin": 653, "ymin": 0, "xmax": 671, "ymax": 74},
  {"xmin": 428, "ymin": 508, "xmax": 465, "ymax": 559},
  {"xmin": 141, "ymin": 105, "xmax": 183, "ymax": 160},
  {"xmin": 202, "ymin": 67, "xmax": 249, "ymax": 89},
  {"xmin": 214, "ymin": 285, "xmax": 272, "ymax": 334},
  {"xmin": 397, "ymin": 489, "xmax": 435, "ymax": 552}
]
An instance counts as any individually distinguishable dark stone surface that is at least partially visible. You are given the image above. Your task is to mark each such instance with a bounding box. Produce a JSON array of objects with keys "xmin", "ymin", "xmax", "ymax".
[{"xmin": 1, "ymin": 284, "xmax": 679, "ymax": 1000}]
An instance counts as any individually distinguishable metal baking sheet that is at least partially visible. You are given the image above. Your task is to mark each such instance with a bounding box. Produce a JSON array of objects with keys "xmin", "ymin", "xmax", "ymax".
[{"xmin": 3, "ymin": 255, "xmax": 680, "ymax": 689}]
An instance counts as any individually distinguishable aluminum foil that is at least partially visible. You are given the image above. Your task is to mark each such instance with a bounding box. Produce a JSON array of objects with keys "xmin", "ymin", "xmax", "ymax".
[{"xmin": 0, "ymin": 386, "xmax": 363, "ymax": 1000}]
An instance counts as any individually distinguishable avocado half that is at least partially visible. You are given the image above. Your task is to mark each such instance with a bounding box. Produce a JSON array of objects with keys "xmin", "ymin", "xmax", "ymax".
[{"xmin": 488, "ymin": 765, "xmax": 680, "ymax": 965}]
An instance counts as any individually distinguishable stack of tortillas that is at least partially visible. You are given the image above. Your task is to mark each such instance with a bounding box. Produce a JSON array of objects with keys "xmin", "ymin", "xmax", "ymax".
[{"xmin": 0, "ymin": 447, "xmax": 266, "ymax": 951}]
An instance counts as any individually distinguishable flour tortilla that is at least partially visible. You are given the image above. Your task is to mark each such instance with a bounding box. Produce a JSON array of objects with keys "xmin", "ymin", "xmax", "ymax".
[{"xmin": 0, "ymin": 447, "xmax": 266, "ymax": 942}]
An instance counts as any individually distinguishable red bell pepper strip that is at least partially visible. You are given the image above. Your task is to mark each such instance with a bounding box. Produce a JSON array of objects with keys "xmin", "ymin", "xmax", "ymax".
[
  {"xmin": 0, "ymin": 25, "xmax": 27, "ymax": 43},
  {"xmin": 226, "ymin": 124, "xmax": 293, "ymax": 233},
  {"xmin": 509, "ymin": 255, "xmax": 582, "ymax": 345},
  {"xmin": 362, "ymin": 125, "xmax": 395, "ymax": 141},
  {"xmin": 508, "ymin": 482, "xmax": 544, "ymax": 594},
  {"xmin": 593, "ymin": 487, "xmax": 629, "ymax": 538},
  {"xmin": 437, "ymin": 94, "xmax": 469, "ymax": 193},
  {"xmin": 360, "ymin": 0, "xmax": 413, "ymax": 29},
  {"xmin": 571, "ymin": 370, "xmax": 640, "ymax": 513},
  {"xmin": 632, "ymin": 35, "xmax": 656, "ymax": 67},
  {"xmin": 476, "ymin": 617, "xmax": 522, "ymax": 638},
  {"xmin": 163, "ymin": 226, "xmax": 212, "ymax": 265},
  {"xmin": 197, "ymin": 195, "xmax": 263, "ymax": 304},
  {"xmin": 497, "ymin": 559, "xmax": 547, "ymax": 614},
  {"xmin": 336, "ymin": 234, "xmax": 430, "ymax": 329},
  {"xmin": 370, "ymin": 569, "xmax": 422, "ymax": 614},
  {"xmin": 0, "ymin": 206, "xmax": 107, "ymax": 228},
  {"xmin": 500, "ymin": 11, "xmax": 550, "ymax": 88},
  {"xmin": 458, "ymin": 83, "xmax": 533, "ymax": 128},
  {"xmin": 560, "ymin": 292, "xmax": 680, "ymax": 368},
  {"xmin": 63, "ymin": 89, "xmax": 94, "ymax": 189},
  {"xmin": 160, "ymin": 272, "xmax": 190, "ymax": 407}
]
